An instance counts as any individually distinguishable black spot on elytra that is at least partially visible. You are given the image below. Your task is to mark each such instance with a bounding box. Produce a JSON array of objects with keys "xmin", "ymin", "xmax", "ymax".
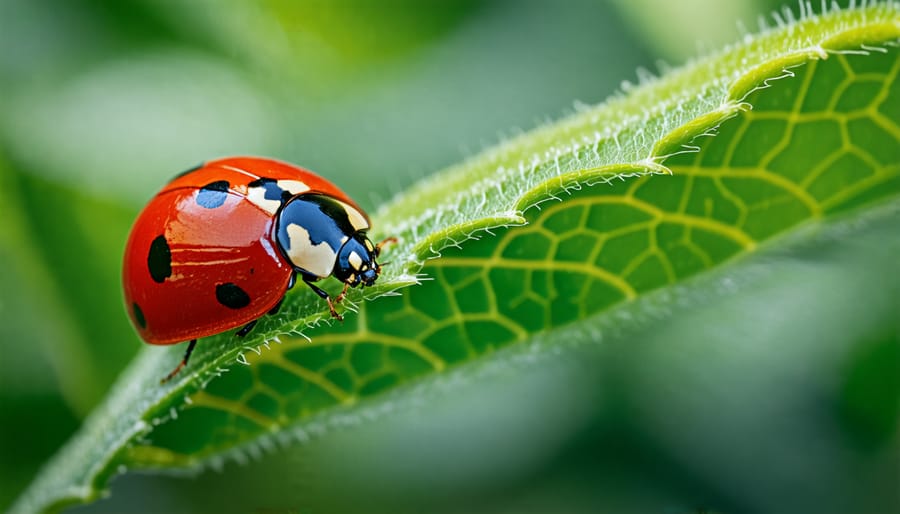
[
  {"xmin": 132, "ymin": 302, "xmax": 146, "ymax": 329},
  {"xmin": 147, "ymin": 235, "xmax": 172, "ymax": 283},
  {"xmin": 169, "ymin": 162, "xmax": 204, "ymax": 183},
  {"xmin": 216, "ymin": 283, "xmax": 251, "ymax": 309},
  {"xmin": 196, "ymin": 180, "xmax": 230, "ymax": 209}
]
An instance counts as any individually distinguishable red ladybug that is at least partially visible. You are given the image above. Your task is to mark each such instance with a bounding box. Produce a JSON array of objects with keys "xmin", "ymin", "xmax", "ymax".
[{"xmin": 122, "ymin": 157, "xmax": 394, "ymax": 382}]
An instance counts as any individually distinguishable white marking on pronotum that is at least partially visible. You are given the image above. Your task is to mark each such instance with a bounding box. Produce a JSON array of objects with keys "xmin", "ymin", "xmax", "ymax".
[
  {"xmin": 338, "ymin": 200, "xmax": 370, "ymax": 231},
  {"xmin": 246, "ymin": 180, "xmax": 312, "ymax": 214},
  {"xmin": 277, "ymin": 180, "xmax": 309, "ymax": 196},
  {"xmin": 285, "ymin": 223, "xmax": 338, "ymax": 277},
  {"xmin": 246, "ymin": 186, "xmax": 281, "ymax": 215}
]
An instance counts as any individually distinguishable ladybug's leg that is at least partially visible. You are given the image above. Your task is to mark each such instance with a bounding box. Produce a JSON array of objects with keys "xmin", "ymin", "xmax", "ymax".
[
  {"xmin": 303, "ymin": 276, "xmax": 343, "ymax": 321},
  {"xmin": 237, "ymin": 292, "xmax": 287, "ymax": 340},
  {"xmin": 236, "ymin": 320, "xmax": 258, "ymax": 338},
  {"xmin": 161, "ymin": 339, "xmax": 197, "ymax": 384},
  {"xmin": 334, "ymin": 282, "xmax": 351, "ymax": 304},
  {"xmin": 244, "ymin": 273, "xmax": 292, "ymax": 328},
  {"xmin": 286, "ymin": 272, "xmax": 297, "ymax": 290}
]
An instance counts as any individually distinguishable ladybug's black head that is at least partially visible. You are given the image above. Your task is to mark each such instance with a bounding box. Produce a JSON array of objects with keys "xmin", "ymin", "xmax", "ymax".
[{"xmin": 333, "ymin": 234, "xmax": 382, "ymax": 288}]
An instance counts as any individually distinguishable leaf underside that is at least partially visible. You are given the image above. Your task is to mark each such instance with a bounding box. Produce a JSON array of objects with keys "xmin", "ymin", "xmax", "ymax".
[{"xmin": 12, "ymin": 4, "xmax": 900, "ymax": 514}]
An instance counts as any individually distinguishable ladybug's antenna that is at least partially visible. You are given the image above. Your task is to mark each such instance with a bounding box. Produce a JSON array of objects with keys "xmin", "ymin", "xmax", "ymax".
[
  {"xmin": 375, "ymin": 261, "xmax": 391, "ymax": 277},
  {"xmin": 375, "ymin": 237, "xmax": 398, "ymax": 257}
]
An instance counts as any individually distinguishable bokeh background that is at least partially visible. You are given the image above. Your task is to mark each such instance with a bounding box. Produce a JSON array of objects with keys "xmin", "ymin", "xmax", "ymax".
[{"xmin": 2, "ymin": 1, "xmax": 896, "ymax": 513}]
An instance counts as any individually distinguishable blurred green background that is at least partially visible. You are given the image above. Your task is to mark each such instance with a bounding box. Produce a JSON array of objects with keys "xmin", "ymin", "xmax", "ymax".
[{"xmin": 3, "ymin": 1, "xmax": 896, "ymax": 513}]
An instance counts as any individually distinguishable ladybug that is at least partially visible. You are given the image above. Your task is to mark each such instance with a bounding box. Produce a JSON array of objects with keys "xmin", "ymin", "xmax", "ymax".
[{"xmin": 122, "ymin": 156, "xmax": 394, "ymax": 382}]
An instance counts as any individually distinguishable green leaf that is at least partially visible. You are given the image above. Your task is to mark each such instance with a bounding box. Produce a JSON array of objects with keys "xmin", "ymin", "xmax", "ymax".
[
  {"xmin": 11, "ymin": 4, "xmax": 900, "ymax": 513},
  {"xmin": 76, "ymin": 199, "xmax": 900, "ymax": 513}
]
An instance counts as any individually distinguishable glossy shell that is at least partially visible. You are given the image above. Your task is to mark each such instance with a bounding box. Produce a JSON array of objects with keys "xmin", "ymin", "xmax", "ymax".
[{"xmin": 122, "ymin": 156, "xmax": 364, "ymax": 345}]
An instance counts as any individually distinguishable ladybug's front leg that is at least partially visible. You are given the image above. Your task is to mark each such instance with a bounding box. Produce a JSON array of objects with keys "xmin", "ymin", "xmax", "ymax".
[
  {"xmin": 334, "ymin": 282, "xmax": 351, "ymax": 305},
  {"xmin": 302, "ymin": 275, "xmax": 343, "ymax": 321}
]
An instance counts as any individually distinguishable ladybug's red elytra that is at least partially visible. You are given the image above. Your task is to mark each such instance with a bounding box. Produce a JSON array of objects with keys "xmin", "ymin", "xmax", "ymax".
[{"xmin": 122, "ymin": 156, "xmax": 395, "ymax": 382}]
